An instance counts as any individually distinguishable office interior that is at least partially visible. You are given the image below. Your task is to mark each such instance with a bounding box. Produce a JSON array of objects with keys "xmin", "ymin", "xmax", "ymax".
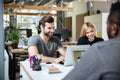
[{"xmin": 0, "ymin": 0, "xmax": 118, "ymax": 80}]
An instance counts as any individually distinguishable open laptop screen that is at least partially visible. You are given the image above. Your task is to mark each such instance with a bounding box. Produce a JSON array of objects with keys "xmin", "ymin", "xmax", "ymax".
[{"xmin": 64, "ymin": 45, "xmax": 90, "ymax": 66}]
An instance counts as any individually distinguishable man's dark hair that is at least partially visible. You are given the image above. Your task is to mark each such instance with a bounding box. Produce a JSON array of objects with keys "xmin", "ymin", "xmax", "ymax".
[
  {"xmin": 39, "ymin": 16, "xmax": 54, "ymax": 28},
  {"xmin": 110, "ymin": 0, "xmax": 120, "ymax": 12},
  {"xmin": 107, "ymin": 0, "xmax": 120, "ymax": 35}
]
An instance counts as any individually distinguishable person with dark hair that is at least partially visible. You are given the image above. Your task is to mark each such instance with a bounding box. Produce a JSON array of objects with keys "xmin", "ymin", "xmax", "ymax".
[
  {"xmin": 63, "ymin": 1, "xmax": 120, "ymax": 80},
  {"xmin": 77, "ymin": 22, "xmax": 104, "ymax": 46},
  {"xmin": 28, "ymin": 16, "xmax": 66, "ymax": 63}
]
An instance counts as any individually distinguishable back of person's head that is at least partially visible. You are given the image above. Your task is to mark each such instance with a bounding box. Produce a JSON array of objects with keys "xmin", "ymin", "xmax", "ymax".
[
  {"xmin": 80, "ymin": 22, "xmax": 97, "ymax": 37},
  {"xmin": 107, "ymin": 0, "xmax": 120, "ymax": 38},
  {"xmin": 38, "ymin": 16, "xmax": 54, "ymax": 28}
]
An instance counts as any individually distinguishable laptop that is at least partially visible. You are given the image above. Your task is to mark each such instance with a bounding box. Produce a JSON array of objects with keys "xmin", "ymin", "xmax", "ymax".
[{"xmin": 63, "ymin": 45, "xmax": 90, "ymax": 66}]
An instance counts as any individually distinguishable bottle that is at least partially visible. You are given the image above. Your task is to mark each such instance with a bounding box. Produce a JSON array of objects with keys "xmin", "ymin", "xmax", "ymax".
[
  {"xmin": 29, "ymin": 56, "xmax": 34, "ymax": 68},
  {"xmin": 32, "ymin": 55, "xmax": 41, "ymax": 71}
]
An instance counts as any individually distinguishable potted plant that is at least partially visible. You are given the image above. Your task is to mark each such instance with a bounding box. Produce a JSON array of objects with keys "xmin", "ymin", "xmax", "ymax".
[{"xmin": 6, "ymin": 27, "xmax": 21, "ymax": 48}]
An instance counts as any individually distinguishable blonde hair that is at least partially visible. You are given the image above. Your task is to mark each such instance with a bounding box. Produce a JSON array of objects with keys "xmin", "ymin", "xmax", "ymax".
[{"xmin": 80, "ymin": 22, "xmax": 97, "ymax": 37}]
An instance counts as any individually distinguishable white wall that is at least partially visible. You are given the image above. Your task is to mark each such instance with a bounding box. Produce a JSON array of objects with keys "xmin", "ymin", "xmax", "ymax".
[
  {"xmin": 90, "ymin": 0, "xmax": 118, "ymax": 14},
  {"xmin": 84, "ymin": 14, "xmax": 102, "ymax": 33},
  {"xmin": 91, "ymin": 2, "xmax": 111, "ymax": 14},
  {"xmin": 65, "ymin": 1, "xmax": 87, "ymax": 41},
  {"xmin": 102, "ymin": 13, "xmax": 109, "ymax": 40}
]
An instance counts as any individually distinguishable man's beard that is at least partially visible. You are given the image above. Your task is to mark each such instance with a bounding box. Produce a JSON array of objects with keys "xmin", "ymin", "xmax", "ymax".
[
  {"xmin": 44, "ymin": 32, "xmax": 53, "ymax": 37},
  {"xmin": 107, "ymin": 32, "xmax": 114, "ymax": 39},
  {"xmin": 107, "ymin": 28, "xmax": 113, "ymax": 39}
]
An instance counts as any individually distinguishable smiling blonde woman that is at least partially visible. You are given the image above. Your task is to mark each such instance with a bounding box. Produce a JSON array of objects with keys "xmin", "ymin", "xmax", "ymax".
[{"xmin": 77, "ymin": 22, "xmax": 104, "ymax": 45}]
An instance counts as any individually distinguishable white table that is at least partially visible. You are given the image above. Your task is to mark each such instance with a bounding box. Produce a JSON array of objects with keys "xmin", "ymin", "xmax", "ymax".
[{"xmin": 20, "ymin": 59, "xmax": 73, "ymax": 80}]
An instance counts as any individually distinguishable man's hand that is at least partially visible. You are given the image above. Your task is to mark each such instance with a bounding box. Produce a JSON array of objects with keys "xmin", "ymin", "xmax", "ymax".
[{"xmin": 54, "ymin": 56, "xmax": 65, "ymax": 63}]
